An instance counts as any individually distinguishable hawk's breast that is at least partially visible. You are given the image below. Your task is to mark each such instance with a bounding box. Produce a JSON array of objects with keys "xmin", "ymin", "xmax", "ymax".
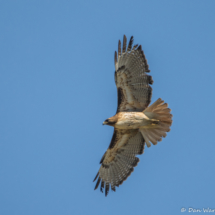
[{"xmin": 115, "ymin": 112, "xmax": 149, "ymax": 129}]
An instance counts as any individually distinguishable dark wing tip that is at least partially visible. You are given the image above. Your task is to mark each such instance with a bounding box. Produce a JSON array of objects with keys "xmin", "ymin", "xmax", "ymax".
[
  {"xmin": 133, "ymin": 44, "xmax": 138, "ymax": 50},
  {"xmin": 122, "ymin": 35, "xmax": 127, "ymax": 54},
  {"xmin": 137, "ymin": 45, "xmax": 142, "ymax": 51},
  {"xmin": 105, "ymin": 183, "xmax": 110, "ymax": 196},
  {"xmin": 114, "ymin": 51, "xmax": 117, "ymax": 66},
  {"xmin": 94, "ymin": 177, "xmax": 101, "ymax": 190},
  {"xmin": 118, "ymin": 40, "xmax": 121, "ymax": 58},
  {"xmin": 119, "ymin": 180, "xmax": 124, "ymax": 185},
  {"xmin": 93, "ymin": 172, "xmax": 99, "ymax": 182},
  {"xmin": 100, "ymin": 180, "xmax": 104, "ymax": 193},
  {"xmin": 127, "ymin": 36, "xmax": 134, "ymax": 51},
  {"xmin": 111, "ymin": 186, "xmax": 116, "ymax": 192}
]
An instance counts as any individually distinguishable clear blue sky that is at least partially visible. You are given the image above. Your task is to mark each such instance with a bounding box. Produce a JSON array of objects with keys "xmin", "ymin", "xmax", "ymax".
[{"xmin": 1, "ymin": 1, "xmax": 215, "ymax": 215}]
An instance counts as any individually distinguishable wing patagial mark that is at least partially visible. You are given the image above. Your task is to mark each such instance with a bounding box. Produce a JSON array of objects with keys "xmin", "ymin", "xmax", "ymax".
[
  {"xmin": 117, "ymin": 87, "xmax": 124, "ymax": 113},
  {"xmin": 109, "ymin": 130, "xmax": 118, "ymax": 149},
  {"xmin": 100, "ymin": 152, "xmax": 106, "ymax": 164}
]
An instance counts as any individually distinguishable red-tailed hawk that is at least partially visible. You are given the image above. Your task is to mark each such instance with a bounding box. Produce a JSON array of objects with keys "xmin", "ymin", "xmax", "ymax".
[{"xmin": 93, "ymin": 35, "xmax": 172, "ymax": 196}]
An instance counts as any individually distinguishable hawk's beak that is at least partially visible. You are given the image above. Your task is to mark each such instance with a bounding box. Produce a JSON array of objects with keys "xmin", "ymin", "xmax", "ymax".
[{"xmin": 103, "ymin": 121, "xmax": 107, "ymax": 125}]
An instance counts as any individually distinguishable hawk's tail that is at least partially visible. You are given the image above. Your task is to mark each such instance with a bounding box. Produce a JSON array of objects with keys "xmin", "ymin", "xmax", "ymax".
[{"xmin": 139, "ymin": 98, "xmax": 172, "ymax": 147}]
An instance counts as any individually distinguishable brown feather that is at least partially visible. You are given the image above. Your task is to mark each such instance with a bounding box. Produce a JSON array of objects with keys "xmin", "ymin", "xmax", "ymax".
[
  {"xmin": 114, "ymin": 51, "xmax": 117, "ymax": 66},
  {"xmin": 122, "ymin": 35, "xmax": 127, "ymax": 53},
  {"xmin": 93, "ymin": 172, "xmax": 99, "ymax": 182},
  {"xmin": 127, "ymin": 36, "xmax": 133, "ymax": 51},
  {"xmin": 94, "ymin": 177, "xmax": 101, "ymax": 190},
  {"xmin": 118, "ymin": 40, "xmax": 121, "ymax": 58}
]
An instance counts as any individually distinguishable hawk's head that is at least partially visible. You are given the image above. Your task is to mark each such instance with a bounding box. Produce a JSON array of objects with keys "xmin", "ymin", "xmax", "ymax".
[{"xmin": 103, "ymin": 116, "xmax": 117, "ymax": 127}]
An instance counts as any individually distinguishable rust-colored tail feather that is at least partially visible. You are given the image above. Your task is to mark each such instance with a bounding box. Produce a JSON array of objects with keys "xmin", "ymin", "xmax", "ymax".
[{"xmin": 140, "ymin": 98, "xmax": 172, "ymax": 147}]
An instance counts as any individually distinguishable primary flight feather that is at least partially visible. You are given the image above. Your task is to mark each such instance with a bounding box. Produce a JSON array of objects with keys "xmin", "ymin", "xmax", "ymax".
[{"xmin": 93, "ymin": 35, "xmax": 172, "ymax": 196}]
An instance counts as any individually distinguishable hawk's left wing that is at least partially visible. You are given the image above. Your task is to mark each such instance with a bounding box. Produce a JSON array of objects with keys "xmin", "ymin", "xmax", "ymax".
[{"xmin": 93, "ymin": 129, "xmax": 145, "ymax": 196}]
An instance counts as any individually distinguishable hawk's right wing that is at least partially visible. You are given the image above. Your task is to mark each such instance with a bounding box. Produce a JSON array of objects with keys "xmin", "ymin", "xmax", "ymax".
[{"xmin": 114, "ymin": 35, "xmax": 153, "ymax": 113}]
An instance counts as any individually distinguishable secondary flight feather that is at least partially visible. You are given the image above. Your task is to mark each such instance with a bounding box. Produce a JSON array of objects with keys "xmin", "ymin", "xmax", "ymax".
[{"xmin": 93, "ymin": 35, "xmax": 172, "ymax": 196}]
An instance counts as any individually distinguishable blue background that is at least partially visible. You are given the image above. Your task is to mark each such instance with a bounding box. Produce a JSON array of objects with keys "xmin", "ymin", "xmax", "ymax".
[{"xmin": 1, "ymin": 1, "xmax": 215, "ymax": 214}]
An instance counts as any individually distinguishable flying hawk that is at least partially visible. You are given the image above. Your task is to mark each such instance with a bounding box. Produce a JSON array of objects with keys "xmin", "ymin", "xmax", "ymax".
[{"xmin": 93, "ymin": 35, "xmax": 172, "ymax": 196}]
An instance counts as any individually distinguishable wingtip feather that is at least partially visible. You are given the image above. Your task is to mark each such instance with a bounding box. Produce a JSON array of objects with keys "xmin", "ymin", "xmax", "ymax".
[
  {"xmin": 118, "ymin": 40, "xmax": 121, "ymax": 58},
  {"xmin": 127, "ymin": 36, "xmax": 134, "ymax": 51},
  {"xmin": 122, "ymin": 35, "xmax": 127, "ymax": 53},
  {"xmin": 93, "ymin": 172, "xmax": 99, "ymax": 182}
]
